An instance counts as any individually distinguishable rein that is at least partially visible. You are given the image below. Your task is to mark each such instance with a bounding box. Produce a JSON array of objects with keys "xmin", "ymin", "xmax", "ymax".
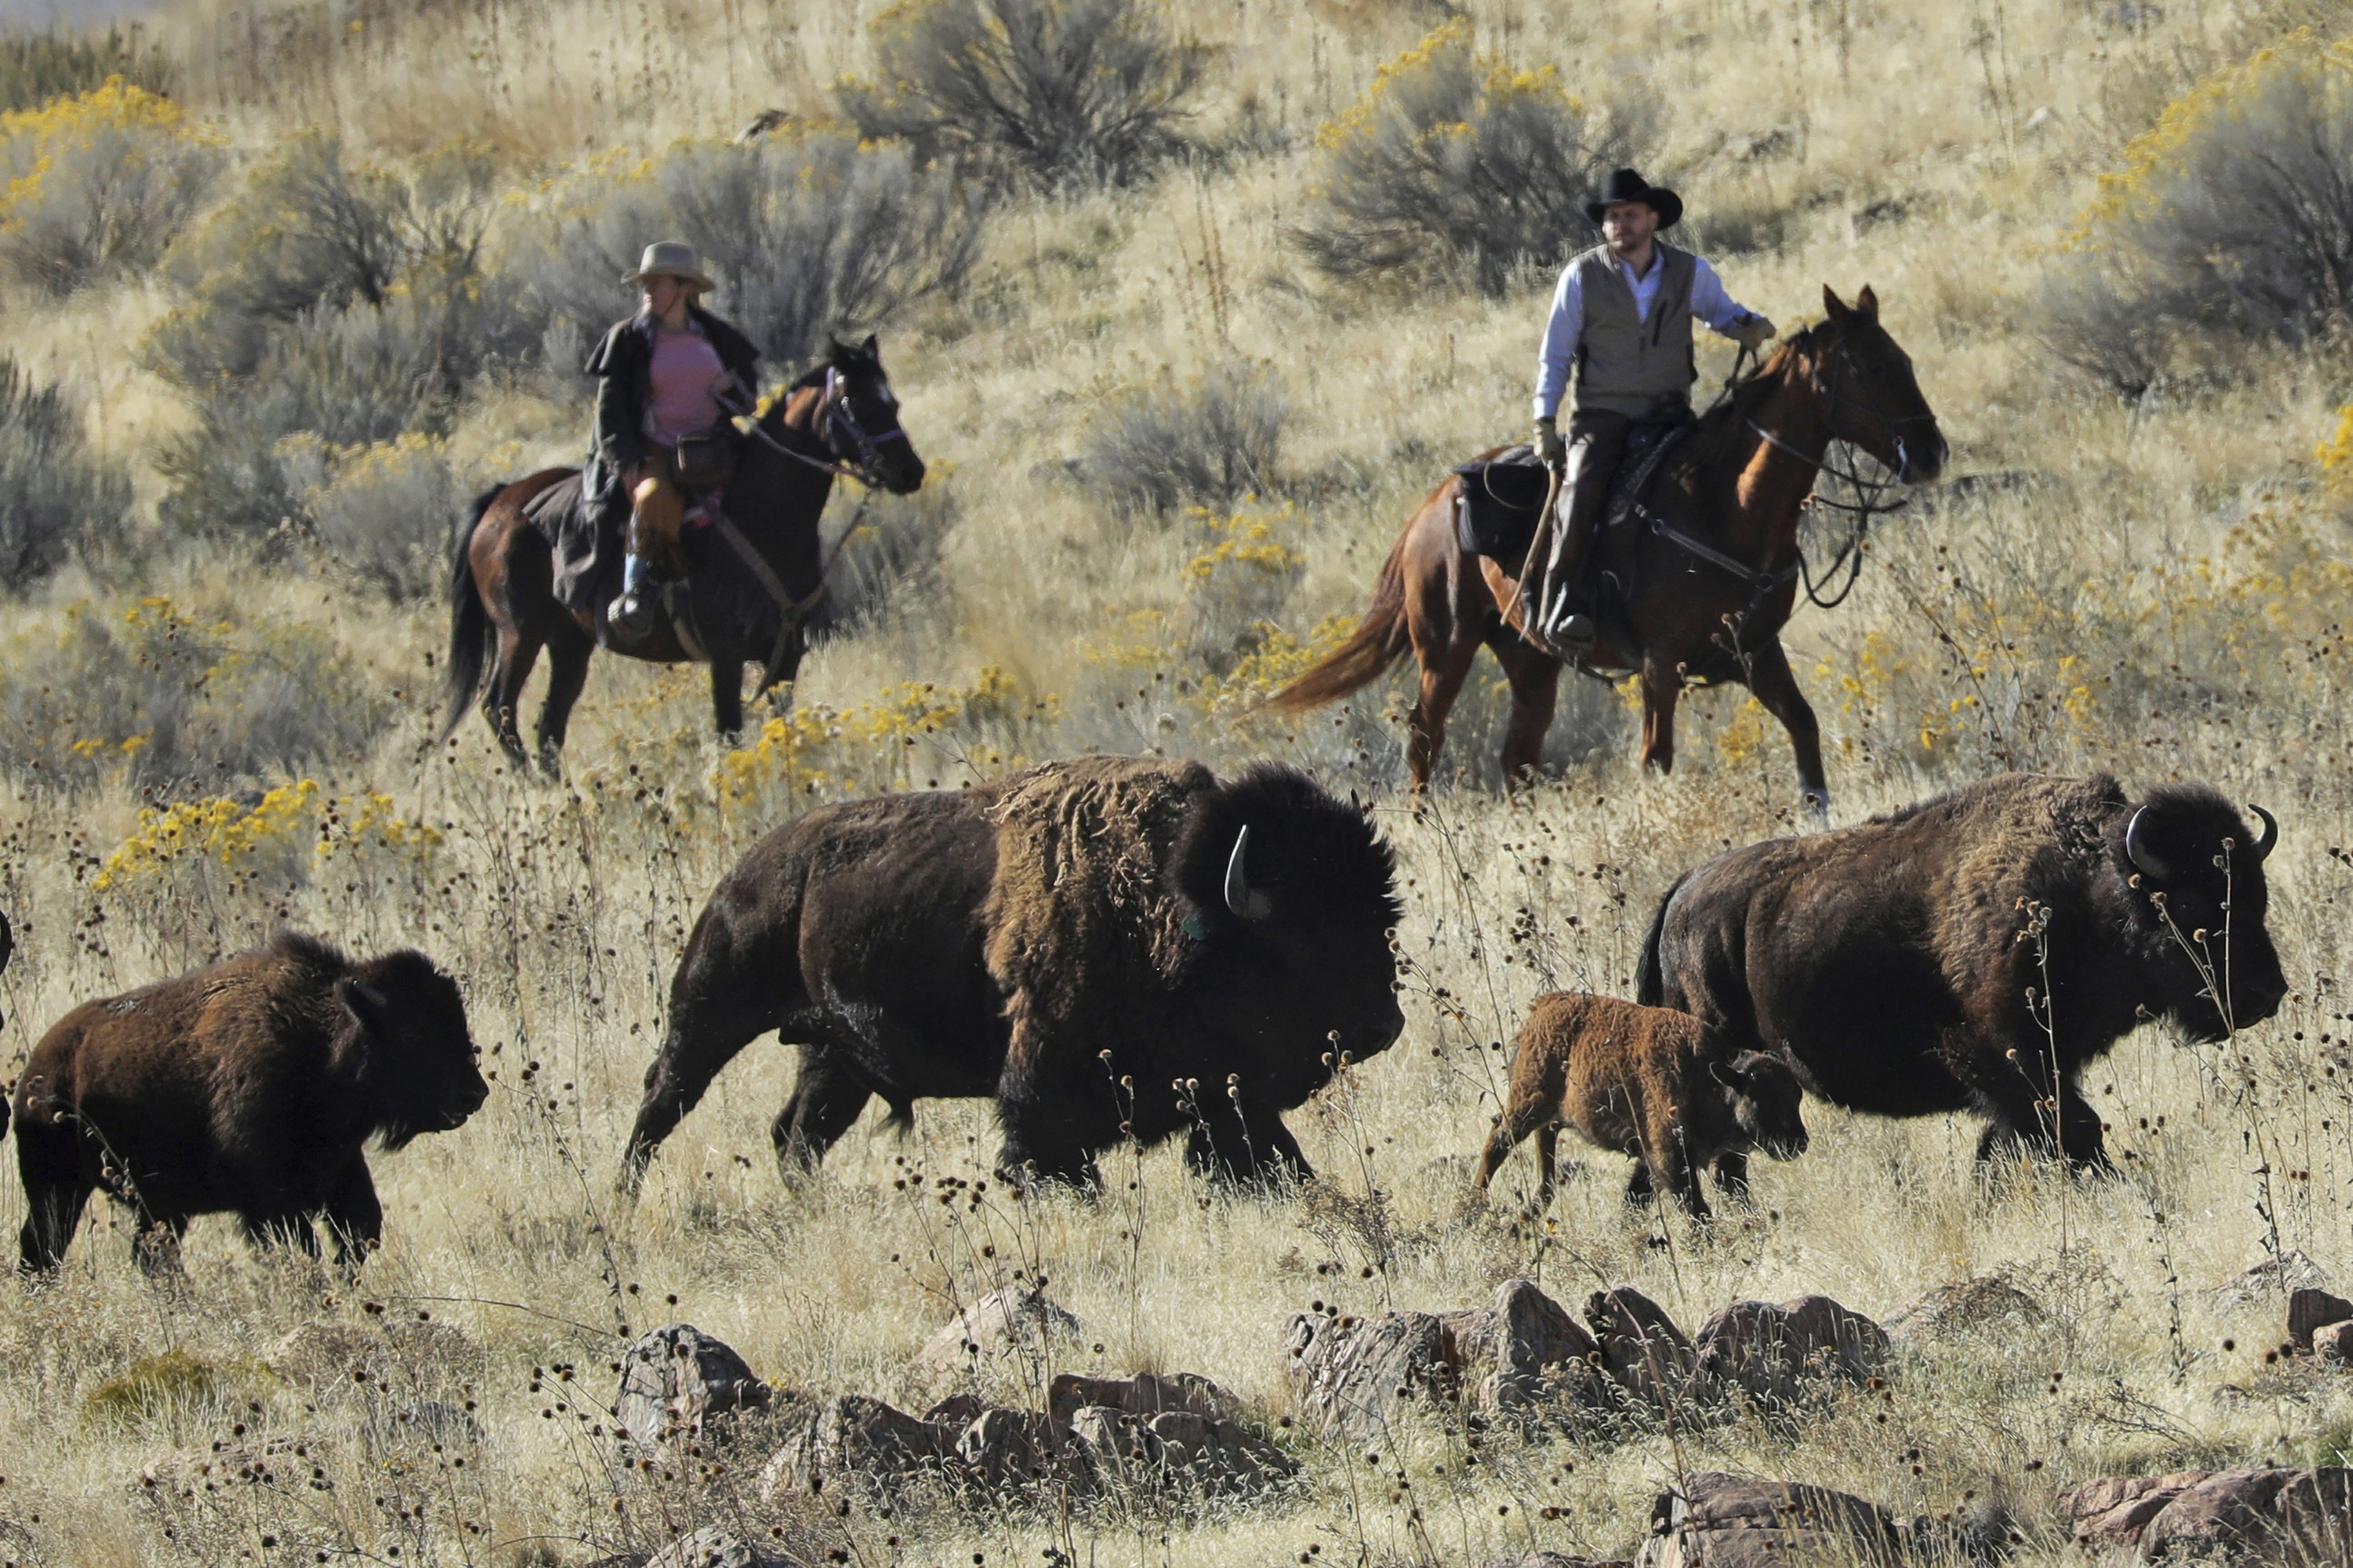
[
  {"xmin": 1668, "ymin": 333, "xmax": 1920, "ymax": 612},
  {"xmin": 711, "ymin": 363, "xmax": 905, "ymax": 688}
]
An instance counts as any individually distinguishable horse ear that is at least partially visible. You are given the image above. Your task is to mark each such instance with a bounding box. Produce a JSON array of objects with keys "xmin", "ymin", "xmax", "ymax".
[
  {"xmin": 1821, "ymin": 285, "xmax": 1849, "ymax": 323},
  {"xmin": 1856, "ymin": 283, "xmax": 1880, "ymax": 320},
  {"xmin": 860, "ymin": 332, "xmax": 879, "ymax": 358}
]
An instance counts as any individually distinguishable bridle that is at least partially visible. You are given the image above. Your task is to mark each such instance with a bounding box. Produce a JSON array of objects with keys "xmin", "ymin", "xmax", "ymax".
[
  {"xmin": 1739, "ymin": 329, "xmax": 1940, "ymax": 609},
  {"xmin": 740, "ymin": 365, "xmax": 911, "ymax": 486}
]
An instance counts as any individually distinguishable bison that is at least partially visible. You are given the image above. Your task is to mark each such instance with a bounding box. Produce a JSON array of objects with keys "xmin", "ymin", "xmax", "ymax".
[
  {"xmin": 13, "ymin": 931, "xmax": 488, "ymax": 1275},
  {"xmin": 1472, "ymin": 991, "xmax": 1808, "ymax": 1218},
  {"xmin": 1636, "ymin": 773, "xmax": 2287, "ymax": 1170},
  {"xmin": 620, "ymin": 755, "xmax": 1406, "ymax": 1191}
]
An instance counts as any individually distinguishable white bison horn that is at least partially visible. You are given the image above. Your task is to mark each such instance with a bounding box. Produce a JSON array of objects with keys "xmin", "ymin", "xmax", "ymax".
[
  {"xmin": 1224, "ymin": 826, "xmax": 1273, "ymax": 922},
  {"xmin": 2125, "ymin": 806, "xmax": 2171, "ymax": 882},
  {"xmin": 2248, "ymin": 803, "xmax": 2278, "ymax": 862}
]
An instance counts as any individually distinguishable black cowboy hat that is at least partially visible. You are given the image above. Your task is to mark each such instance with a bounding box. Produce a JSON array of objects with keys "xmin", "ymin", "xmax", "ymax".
[{"xmin": 1584, "ymin": 168, "xmax": 1682, "ymax": 230}]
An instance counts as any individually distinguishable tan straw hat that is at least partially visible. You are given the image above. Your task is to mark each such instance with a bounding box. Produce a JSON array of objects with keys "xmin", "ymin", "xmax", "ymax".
[{"xmin": 623, "ymin": 240, "xmax": 715, "ymax": 292}]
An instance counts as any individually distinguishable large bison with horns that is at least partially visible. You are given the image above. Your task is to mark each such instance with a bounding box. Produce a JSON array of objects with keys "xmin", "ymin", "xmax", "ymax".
[
  {"xmin": 620, "ymin": 755, "xmax": 1406, "ymax": 1191},
  {"xmin": 1637, "ymin": 773, "xmax": 2287, "ymax": 1170}
]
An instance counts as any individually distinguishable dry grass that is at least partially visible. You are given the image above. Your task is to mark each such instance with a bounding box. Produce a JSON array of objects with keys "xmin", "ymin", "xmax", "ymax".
[{"xmin": 2, "ymin": 0, "xmax": 2352, "ymax": 1563}]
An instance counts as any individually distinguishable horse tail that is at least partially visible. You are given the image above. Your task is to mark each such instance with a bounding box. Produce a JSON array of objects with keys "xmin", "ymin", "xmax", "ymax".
[
  {"xmin": 438, "ymin": 485, "xmax": 503, "ymax": 743},
  {"xmin": 1635, "ymin": 870, "xmax": 1690, "ymax": 1007},
  {"xmin": 1262, "ymin": 537, "xmax": 1412, "ymax": 715}
]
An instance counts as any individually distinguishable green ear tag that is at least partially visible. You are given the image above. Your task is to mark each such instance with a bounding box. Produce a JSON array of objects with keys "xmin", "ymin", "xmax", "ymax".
[{"xmin": 1180, "ymin": 912, "xmax": 1210, "ymax": 941}]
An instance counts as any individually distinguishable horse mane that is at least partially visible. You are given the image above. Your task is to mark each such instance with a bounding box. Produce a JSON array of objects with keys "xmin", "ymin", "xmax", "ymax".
[{"xmin": 1668, "ymin": 325, "xmax": 1822, "ymax": 476}]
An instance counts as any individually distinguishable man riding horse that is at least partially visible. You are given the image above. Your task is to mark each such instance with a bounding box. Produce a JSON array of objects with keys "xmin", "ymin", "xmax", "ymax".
[
  {"xmin": 587, "ymin": 241, "xmax": 762, "ymax": 642},
  {"xmin": 1526, "ymin": 169, "xmax": 1777, "ymax": 655}
]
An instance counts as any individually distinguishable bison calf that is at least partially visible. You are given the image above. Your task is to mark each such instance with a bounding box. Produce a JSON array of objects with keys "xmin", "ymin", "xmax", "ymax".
[
  {"xmin": 1471, "ymin": 991, "xmax": 1807, "ymax": 1219},
  {"xmin": 13, "ymin": 931, "xmax": 487, "ymax": 1275}
]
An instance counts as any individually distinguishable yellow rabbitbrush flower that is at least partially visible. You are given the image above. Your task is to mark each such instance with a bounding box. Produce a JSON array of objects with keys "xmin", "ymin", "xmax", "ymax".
[
  {"xmin": 714, "ymin": 667, "xmax": 1048, "ymax": 810},
  {"xmin": 2066, "ymin": 30, "xmax": 2353, "ymax": 252},
  {"xmin": 94, "ymin": 782, "xmax": 442, "ymax": 891},
  {"xmin": 2320, "ymin": 405, "xmax": 2353, "ymax": 497}
]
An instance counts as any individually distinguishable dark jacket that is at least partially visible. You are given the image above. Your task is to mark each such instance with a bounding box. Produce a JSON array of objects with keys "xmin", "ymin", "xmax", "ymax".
[{"xmin": 583, "ymin": 306, "xmax": 763, "ymax": 503}]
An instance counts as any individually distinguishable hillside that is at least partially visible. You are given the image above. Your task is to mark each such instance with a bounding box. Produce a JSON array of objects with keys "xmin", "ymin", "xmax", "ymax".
[{"xmin": 0, "ymin": 0, "xmax": 2350, "ymax": 1563}]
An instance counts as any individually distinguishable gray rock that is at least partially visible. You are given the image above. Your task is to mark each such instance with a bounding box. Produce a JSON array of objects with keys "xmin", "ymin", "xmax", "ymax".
[
  {"xmin": 1696, "ymin": 1294, "xmax": 1888, "ymax": 1406},
  {"xmin": 1584, "ymin": 1286, "xmax": 1703, "ymax": 1412},
  {"xmin": 1047, "ymin": 1370, "xmax": 1242, "ymax": 1427},
  {"xmin": 2288, "ymin": 1287, "xmax": 2353, "ymax": 1354},
  {"xmin": 1066, "ymin": 1403, "xmax": 1296, "ymax": 1495},
  {"xmin": 2060, "ymin": 1467, "xmax": 2353, "ymax": 1562},
  {"xmin": 2210, "ymin": 1249, "xmax": 2329, "ymax": 1308},
  {"xmin": 956, "ymin": 1406, "xmax": 1075, "ymax": 1491},
  {"xmin": 2140, "ymin": 1467, "xmax": 2353, "ymax": 1563},
  {"xmin": 2060, "ymin": 1472, "xmax": 2213, "ymax": 1550},
  {"xmin": 615, "ymin": 1325, "xmax": 770, "ymax": 1464},
  {"xmin": 1884, "ymin": 1276, "xmax": 2046, "ymax": 1345},
  {"xmin": 1475, "ymin": 1277, "xmax": 1609, "ymax": 1419},
  {"xmin": 1638, "ymin": 1471, "xmax": 1904, "ymax": 1568},
  {"xmin": 910, "ymin": 1285, "xmax": 1082, "ymax": 1378},
  {"xmin": 758, "ymin": 1394, "xmax": 957, "ymax": 1502},
  {"xmin": 1283, "ymin": 1308, "xmax": 1467, "ymax": 1441},
  {"xmin": 2315, "ymin": 1320, "xmax": 2353, "ymax": 1366}
]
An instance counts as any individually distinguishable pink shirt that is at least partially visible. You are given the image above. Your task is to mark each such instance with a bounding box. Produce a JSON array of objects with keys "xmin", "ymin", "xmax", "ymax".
[{"xmin": 648, "ymin": 328, "xmax": 727, "ymax": 446}]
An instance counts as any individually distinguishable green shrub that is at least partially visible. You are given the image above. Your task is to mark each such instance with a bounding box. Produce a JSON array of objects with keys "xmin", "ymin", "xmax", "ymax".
[
  {"xmin": 147, "ymin": 136, "xmax": 532, "ymax": 540},
  {"xmin": 1077, "ymin": 361, "xmax": 1287, "ymax": 514},
  {"xmin": 1293, "ymin": 20, "xmax": 1658, "ymax": 296},
  {"xmin": 0, "ymin": 25, "xmax": 174, "ymax": 113},
  {"xmin": 0, "ymin": 76, "xmax": 222, "ymax": 293},
  {"xmin": 0, "ymin": 595, "xmax": 395, "ymax": 795},
  {"xmin": 0, "ymin": 355, "xmax": 132, "ymax": 591},
  {"xmin": 837, "ymin": 0, "xmax": 1201, "ymax": 187},
  {"xmin": 2042, "ymin": 28, "xmax": 2353, "ymax": 394},
  {"xmin": 523, "ymin": 129, "xmax": 984, "ymax": 373},
  {"xmin": 294, "ymin": 433, "xmax": 460, "ymax": 602},
  {"xmin": 82, "ymin": 1351, "xmax": 226, "ymax": 1428}
]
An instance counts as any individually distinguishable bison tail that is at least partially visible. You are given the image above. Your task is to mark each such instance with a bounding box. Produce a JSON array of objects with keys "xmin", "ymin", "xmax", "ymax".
[
  {"xmin": 1258, "ymin": 540, "xmax": 1412, "ymax": 716},
  {"xmin": 882, "ymin": 1099, "xmax": 915, "ymax": 1139},
  {"xmin": 1635, "ymin": 871, "xmax": 1689, "ymax": 1007},
  {"xmin": 437, "ymin": 485, "xmax": 504, "ymax": 744}
]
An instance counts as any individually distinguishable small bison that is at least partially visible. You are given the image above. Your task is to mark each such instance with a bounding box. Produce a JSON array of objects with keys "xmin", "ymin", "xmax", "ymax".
[
  {"xmin": 13, "ymin": 932, "xmax": 487, "ymax": 1275},
  {"xmin": 1471, "ymin": 991, "xmax": 1808, "ymax": 1218}
]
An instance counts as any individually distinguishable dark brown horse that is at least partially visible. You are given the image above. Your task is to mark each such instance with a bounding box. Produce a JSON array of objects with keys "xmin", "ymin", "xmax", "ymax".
[
  {"xmin": 1268, "ymin": 286, "xmax": 1944, "ymax": 807},
  {"xmin": 439, "ymin": 336, "xmax": 926, "ymax": 774}
]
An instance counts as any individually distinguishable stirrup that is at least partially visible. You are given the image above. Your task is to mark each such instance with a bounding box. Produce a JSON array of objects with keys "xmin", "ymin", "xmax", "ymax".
[{"xmin": 609, "ymin": 586, "xmax": 657, "ymax": 641}]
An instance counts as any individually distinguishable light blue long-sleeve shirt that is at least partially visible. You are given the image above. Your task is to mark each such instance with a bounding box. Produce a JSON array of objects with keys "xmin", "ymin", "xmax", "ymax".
[{"xmin": 1532, "ymin": 249, "xmax": 1762, "ymax": 420}]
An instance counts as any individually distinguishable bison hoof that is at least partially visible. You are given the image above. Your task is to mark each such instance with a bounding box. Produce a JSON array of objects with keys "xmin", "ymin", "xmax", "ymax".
[{"xmin": 1799, "ymin": 787, "xmax": 1831, "ymax": 818}]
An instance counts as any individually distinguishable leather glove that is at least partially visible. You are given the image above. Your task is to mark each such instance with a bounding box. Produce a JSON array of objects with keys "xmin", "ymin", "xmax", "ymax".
[
  {"xmin": 1534, "ymin": 416, "xmax": 1567, "ymax": 467},
  {"xmin": 1731, "ymin": 315, "xmax": 1777, "ymax": 351}
]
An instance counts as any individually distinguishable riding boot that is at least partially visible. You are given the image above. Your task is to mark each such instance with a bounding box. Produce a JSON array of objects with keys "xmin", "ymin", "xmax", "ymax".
[
  {"xmin": 1529, "ymin": 471, "xmax": 1600, "ymax": 653},
  {"xmin": 609, "ymin": 551, "xmax": 660, "ymax": 641}
]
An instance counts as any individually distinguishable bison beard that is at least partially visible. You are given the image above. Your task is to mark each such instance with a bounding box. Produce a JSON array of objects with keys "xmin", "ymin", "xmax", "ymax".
[
  {"xmin": 1637, "ymin": 773, "xmax": 2287, "ymax": 1170},
  {"xmin": 12, "ymin": 931, "xmax": 487, "ymax": 1275},
  {"xmin": 620, "ymin": 756, "xmax": 1405, "ymax": 1192}
]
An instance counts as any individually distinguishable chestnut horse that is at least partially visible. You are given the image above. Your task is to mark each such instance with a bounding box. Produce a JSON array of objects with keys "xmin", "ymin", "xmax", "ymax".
[
  {"xmin": 440, "ymin": 337, "xmax": 925, "ymax": 775},
  {"xmin": 1268, "ymin": 286, "xmax": 1944, "ymax": 807}
]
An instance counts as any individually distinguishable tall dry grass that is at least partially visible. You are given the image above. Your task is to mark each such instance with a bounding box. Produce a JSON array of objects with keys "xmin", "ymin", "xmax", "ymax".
[{"xmin": 0, "ymin": 0, "xmax": 2351, "ymax": 1564}]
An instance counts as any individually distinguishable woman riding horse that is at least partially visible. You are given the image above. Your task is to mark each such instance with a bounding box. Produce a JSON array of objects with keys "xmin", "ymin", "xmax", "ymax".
[{"xmin": 587, "ymin": 241, "xmax": 763, "ymax": 640}]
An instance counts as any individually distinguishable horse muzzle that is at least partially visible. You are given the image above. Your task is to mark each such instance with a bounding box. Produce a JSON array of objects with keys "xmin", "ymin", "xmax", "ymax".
[{"xmin": 1897, "ymin": 431, "xmax": 1948, "ymax": 483}]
